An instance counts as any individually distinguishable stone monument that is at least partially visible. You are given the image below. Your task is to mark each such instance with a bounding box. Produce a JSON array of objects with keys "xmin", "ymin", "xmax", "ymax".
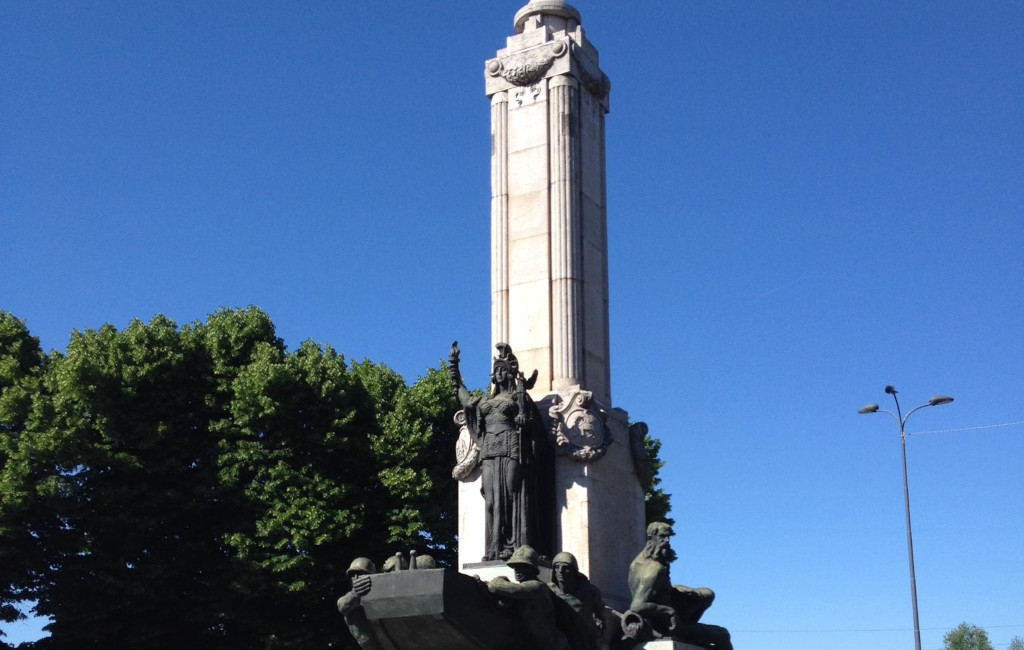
[
  {"xmin": 336, "ymin": 4, "xmax": 734, "ymax": 650},
  {"xmin": 454, "ymin": 0, "xmax": 646, "ymax": 612}
]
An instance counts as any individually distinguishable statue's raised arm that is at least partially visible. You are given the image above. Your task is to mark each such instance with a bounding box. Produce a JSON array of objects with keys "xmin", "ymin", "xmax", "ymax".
[{"xmin": 448, "ymin": 340, "xmax": 473, "ymax": 407}]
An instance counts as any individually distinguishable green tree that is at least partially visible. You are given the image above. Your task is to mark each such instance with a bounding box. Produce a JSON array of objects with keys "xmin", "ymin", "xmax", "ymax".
[
  {"xmin": 0, "ymin": 309, "xmax": 460, "ymax": 649},
  {"xmin": 3, "ymin": 314, "xmax": 246, "ymax": 648},
  {"xmin": 643, "ymin": 432, "xmax": 673, "ymax": 525},
  {"xmin": 1008, "ymin": 636, "xmax": 1024, "ymax": 650},
  {"xmin": 352, "ymin": 361, "xmax": 458, "ymax": 563},
  {"xmin": 944, "ymin": 622, "xmax": 995, "ymax": 650},
  {"xmin": 215, "ymin": 338, "xmax": 413, "ymax": 647}
]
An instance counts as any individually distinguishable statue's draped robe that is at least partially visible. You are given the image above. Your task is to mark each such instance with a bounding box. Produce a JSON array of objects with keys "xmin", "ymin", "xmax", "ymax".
[{"xmin": 464, "ymin": 391, "xmax": 548, "ymax": 560}]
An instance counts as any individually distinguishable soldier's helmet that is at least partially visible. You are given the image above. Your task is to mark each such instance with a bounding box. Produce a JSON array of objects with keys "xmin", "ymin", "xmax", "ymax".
[
  {"xmin": 414, "ymin": 554, "xmax": 438, "ymax": 570},
  {"xmin": 347, "ymin": 557, "xmax": 377, "ymax": 578},
  {"xmin": 551, "ymin": 551, "xmax": 578, "ymax": 572},
  {"xmin": 506, "ymin": 545, "xmax": 540, "ymax": 571}
]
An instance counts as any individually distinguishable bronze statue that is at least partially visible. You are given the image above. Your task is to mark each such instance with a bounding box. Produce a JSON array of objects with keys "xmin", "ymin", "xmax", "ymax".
[
  {"xmin": 625, "ymin": 522, "xmax": 732, "ymax": 650},
  {"xmin": 449, "ymin": 341, "xmax": 549, "ymax": 561},
  {"xmin": 486, "ymin": 545, "xmax": 571, "ymax": 650},
  {"xmin": 548, "ymin": 551, "xmax": 607, "ymax": 650},
  {"xmin": 382, "ymin": 551, "xmax": 438, "ymax": 571},
  {"xmin": 336, "ymin": 557, "xmax": 381, "ymax": 650}
]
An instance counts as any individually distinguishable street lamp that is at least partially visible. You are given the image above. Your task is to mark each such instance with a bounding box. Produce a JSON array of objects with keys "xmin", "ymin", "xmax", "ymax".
[{"xmin": 858, "ymin": 386, "xmax": 954, "ymax": 650}]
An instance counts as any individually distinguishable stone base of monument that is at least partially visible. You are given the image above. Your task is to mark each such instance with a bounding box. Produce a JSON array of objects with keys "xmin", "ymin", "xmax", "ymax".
[{"xmin": 359, "ymin": 568, "xmax": 716, "ymax": 650}]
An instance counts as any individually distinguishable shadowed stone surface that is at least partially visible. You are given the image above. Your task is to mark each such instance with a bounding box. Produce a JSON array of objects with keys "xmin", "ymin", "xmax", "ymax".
[{"xmin": 361, "ymin": 569, "xmax": 520, "ymax": 650}]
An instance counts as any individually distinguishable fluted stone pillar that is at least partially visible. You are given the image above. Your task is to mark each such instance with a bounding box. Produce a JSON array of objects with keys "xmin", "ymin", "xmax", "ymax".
[
  {"xmin": 491, "ymin": 91, "xmax": 510, "ymax": 345},
  {"xmin": 549, "ymin": 75, "xmax": 583, "ymax": 390}
]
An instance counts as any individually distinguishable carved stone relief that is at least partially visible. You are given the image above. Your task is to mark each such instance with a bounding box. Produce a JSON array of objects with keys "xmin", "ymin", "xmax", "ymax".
[
  {"xmin": 451, "ymin": 409, "xmax": 480, "ymax": 480},
  {"xmin": 511, "ymin": 83, "xmax": 546, "ymax": 108},
  {"xmin": 548, "ymin": 389, "xmax": 611, "ymax": 461}
]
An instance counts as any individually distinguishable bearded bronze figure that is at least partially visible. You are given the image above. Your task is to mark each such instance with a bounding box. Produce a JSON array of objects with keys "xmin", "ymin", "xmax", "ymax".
[{"xmin": 624, "ymin": 522, "xmax": 732, "ymax": 649}]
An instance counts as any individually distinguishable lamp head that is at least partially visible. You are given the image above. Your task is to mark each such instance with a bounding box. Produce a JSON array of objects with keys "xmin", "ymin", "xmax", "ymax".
[
  {"xmin": 928, "ymin": 395, "xmax": 954, "ymax": 406},
  {"xmin": 858, "ymin": 403, "xmax": 880, "ymax": 414}
]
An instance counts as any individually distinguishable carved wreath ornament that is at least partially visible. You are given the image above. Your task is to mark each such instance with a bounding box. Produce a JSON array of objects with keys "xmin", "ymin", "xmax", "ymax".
[
  {"xmin": 487, "ymin": 41, "xmax": 567, "ymax": 87},
  {"xmin": 548, "ymin": 389, "xmax": 611, "ymax": 462}
]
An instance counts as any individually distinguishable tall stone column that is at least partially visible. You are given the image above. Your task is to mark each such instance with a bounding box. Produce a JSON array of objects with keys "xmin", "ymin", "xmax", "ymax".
[
  {"xmin": 458, "ymin": 0, "xmax": 646, "ymax": 611},
  {"xmin": 485, "ymin": 0, "xmax": 611, "ymax": 404}
]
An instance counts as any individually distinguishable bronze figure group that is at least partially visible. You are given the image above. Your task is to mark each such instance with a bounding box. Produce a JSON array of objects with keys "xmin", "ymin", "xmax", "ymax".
[
  {"xmin": 338, "ymin": 528, "xmax": 731, "ymax": 650},
  {"xmin": 336, "ymin": 340, "xmax": 731, "ymax": 649}
]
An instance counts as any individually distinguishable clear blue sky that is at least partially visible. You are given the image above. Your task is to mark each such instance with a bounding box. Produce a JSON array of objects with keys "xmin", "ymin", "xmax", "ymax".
[{"xmin": 3, "ymin": 2, "xmax": 1022, "ymax": 648}]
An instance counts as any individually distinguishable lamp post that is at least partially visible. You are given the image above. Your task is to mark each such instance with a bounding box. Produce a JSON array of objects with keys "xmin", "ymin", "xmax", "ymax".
[{"xmin": 858, "ymin": 386, "xmax": 954, "ymax": 650}]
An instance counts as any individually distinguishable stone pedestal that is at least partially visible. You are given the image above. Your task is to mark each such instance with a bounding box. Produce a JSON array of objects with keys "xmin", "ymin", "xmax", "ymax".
[{"xmin": 547, "ymin": 399, "xmax": 644, "ymax": 610}]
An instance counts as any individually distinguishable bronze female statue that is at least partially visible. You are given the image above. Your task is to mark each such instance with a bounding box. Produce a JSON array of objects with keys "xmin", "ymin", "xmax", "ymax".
[{"xmin": 449, "ymin": 341, "xmax": 548, "ymax": 561}]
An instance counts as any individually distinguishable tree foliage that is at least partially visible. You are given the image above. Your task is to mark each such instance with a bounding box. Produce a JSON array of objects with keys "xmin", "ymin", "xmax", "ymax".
[
  {"xmin": 0, "ymin": 309, "xmax": 457, "ymax": 649},
  {"xmin": 1008, "ymin": 636, "xmax": 1024, "ymax": 650},
  {"xmin": 643, "ymin": 433, "xmax": 673, "ymax": 525},
  {"xmin": 944, "ymin": 622, "xmax": 995, "ymax": 650}
]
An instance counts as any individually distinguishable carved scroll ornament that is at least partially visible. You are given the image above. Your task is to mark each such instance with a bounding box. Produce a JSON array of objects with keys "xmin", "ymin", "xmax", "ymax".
[
  {"xmin": 487, "ymin": 41, "xmax": 568, "ymax": 87},
  {"xmin": 451, "ymin": 409, "xmax": 480, "ymax": 480},
  {"xmin": 580, "ymin": 68, "xmax": 610, "ymax": 101}
]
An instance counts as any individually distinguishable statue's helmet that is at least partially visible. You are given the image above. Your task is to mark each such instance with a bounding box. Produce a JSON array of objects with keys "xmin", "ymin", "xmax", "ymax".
[
  {"xmin": 551, "ymin": 551, "xmax": 578, "ymax": 572},
  {"xmin": 493, "ymin": 342, "xmax": 520, "ymax": 376},
  {"xmin": 506, "ymin": 545, "xmax": 540, "ymax": 571},
  {"xmin": 347, "ymin": 557, "xmax": 377, "ymax": 578},
  {"xmin": 414, "ymin": 554, "xmax": 438, "ymax": 570}
]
